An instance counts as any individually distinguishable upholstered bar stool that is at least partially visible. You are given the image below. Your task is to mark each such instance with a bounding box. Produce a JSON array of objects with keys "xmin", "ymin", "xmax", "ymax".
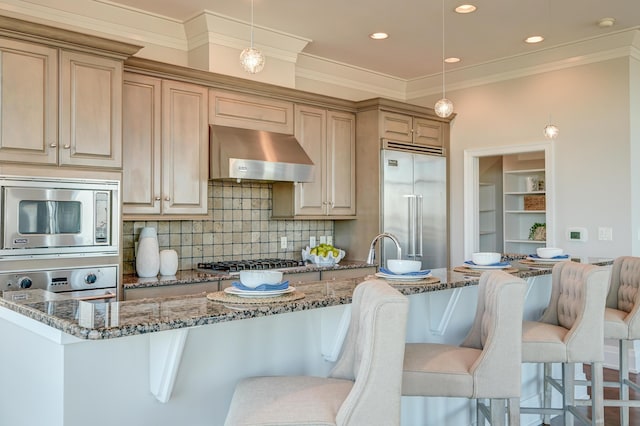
[
  {"xmin": 223, "ymin": 279, "xmax": 409, "ymax": 426},
  {"xmin": 402, "ymin": 270, "xmax": 527, "ymax": 426},
  {"xmin": 520, "ymin": 261, "xmax": 609, "ymax": 426},
  {"xmin": 603, "ymin": 256, "xmax": 640, "ymax": 425}
]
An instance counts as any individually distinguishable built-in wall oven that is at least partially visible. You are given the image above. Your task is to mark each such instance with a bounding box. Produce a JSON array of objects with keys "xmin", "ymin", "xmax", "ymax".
[{"xmin": 0, "ymin": 175, "xmax": 121, "ymax": 300}]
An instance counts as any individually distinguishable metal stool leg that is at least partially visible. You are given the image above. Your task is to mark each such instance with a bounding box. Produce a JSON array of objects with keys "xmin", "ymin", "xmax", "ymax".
[{"xmin": 620, "ymin": 339, "xmax": 630, "ymax": 426}]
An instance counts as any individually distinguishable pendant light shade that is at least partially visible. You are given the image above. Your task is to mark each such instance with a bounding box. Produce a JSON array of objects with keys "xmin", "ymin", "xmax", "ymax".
[
  {"xmin": 239, "ymin": 0, "xmax": 265, "ymax": 74},
  {"xmin": 543, "ymin": 124, "xmax": 559, "ymax": 139},
  {"xmin": 435, "ymin": 0, "xmax": 453, "ymax": 118},
  {"xmin": 435, "ymin": 98, "xmax": 454, "ymax": 118}
]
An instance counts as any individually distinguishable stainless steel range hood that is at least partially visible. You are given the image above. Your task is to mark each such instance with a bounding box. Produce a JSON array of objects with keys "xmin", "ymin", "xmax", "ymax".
[{"xmin": 209, "ymin": 125, "xmax": 315, "ymax": 183}]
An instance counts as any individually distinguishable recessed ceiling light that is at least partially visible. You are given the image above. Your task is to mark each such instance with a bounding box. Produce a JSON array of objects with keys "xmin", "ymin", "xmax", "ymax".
[
  {"xmin": 455, "ymin": 4, "xmax": 477, "ymax": 14},
  {"xmin": 369, "ymin": 32, "xmax": 389, "ymax": 40},
  {"xmin": 444, "ymin": 57, "xmax": 460, "ymax": 63},
  {"xmin": 525, "ymin": 35, "xmax": 544, "ymax": 44}
]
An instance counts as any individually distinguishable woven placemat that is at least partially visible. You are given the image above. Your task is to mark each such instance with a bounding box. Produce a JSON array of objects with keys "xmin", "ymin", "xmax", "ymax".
[
  {"xmin": 206, "ymin": 290, "xmax": 305, "ymax": 305},
  {"xmin": 453, "ymin": 266, "xmax": 519, "ymax": 276},
  {"xmin": 378, "ymin": 276, "xmax": 441, "ymax": 285}
]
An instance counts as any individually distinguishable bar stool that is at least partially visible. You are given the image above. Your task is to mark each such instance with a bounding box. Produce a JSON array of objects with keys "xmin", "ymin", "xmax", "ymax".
[
  {"xmin": 402, "ymin": 270, "xmax": 527, "ymax": 425},
  {"xmin": 223, "ymin": 280, "xmax": 409, "ymax": 426},
  {"xmin": 603, "ymin": 256, "xmax": 640, "ymax": 425},
  {"xmin": 520, "ymin": 261, "xmax": 610, "ymax": 425}
]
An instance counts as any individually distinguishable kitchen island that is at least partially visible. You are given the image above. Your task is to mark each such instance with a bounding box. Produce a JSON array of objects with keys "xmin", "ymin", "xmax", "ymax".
[{"xmin": 0, "ymin": 260, "xmax": 612, "ymax": 426}]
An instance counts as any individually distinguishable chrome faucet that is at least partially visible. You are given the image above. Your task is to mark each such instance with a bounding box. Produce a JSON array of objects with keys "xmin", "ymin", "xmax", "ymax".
[{"xmin": 366, "ymin": 233, "xmax": 402, "ymax": 264}]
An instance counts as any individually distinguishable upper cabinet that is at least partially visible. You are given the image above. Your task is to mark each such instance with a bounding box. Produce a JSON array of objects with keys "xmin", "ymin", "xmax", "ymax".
[
  {"xmin": 209, "ymin": 90, "xmax": 293, "ymax": 133},
  {"xmin": 380, "ymin": 111, "xmax": 444, "ymax": 148},
  {"xmin": 122, "ymin": 74, "xmax": 209, "ymax": 218},
  {"xmin": 0, "ymin": 19, "xmax": 140, "ymax": 170},
  {"xmin": 272, "ymin": 105, "xmax": 356, "ymax": 219}
]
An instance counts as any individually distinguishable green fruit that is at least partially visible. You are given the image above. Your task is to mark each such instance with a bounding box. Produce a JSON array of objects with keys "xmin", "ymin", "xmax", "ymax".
[
  {"xmin": 310, "ymin": 248, "xmax": 318, "ymax": 255},
  {"xmin": 332, "ymin": 248, "xmax": 339, "ymax": 257}
]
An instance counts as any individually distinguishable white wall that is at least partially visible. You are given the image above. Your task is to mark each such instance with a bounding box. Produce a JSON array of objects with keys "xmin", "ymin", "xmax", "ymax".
[{"xmin": 413, "ymin": 58, "xmax": 634, "ymax": 264}]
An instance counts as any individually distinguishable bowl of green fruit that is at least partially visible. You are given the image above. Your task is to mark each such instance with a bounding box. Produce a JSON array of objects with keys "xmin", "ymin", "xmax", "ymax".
[{"xmin": 302, "ymin": 244, "xmax": 346, "ymax": 266}]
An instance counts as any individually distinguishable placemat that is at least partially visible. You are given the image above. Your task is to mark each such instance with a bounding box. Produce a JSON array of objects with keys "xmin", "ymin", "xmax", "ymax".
[
  {"xmin": 206, "ymin": 290, "xmax": 305, "ymax": 305},
  {"xmin": 375, "ymin": 276, "xmax": 441, "ymax": 285},
  {"xmin": 518, "ymin": 259, "xmax": 556, "ymax": 269},
  {"xmin": 453, "ymin": 266, "xmax": 520, "ymax": 276}
]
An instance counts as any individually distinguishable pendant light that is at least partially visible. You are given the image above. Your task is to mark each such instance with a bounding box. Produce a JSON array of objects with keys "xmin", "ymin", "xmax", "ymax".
[
  {"xmin": 543, "ymin": 123, "xmax": 559, "ymax": 139},
  {"xmin": 435, "ymin": 0, "xmax": 454, "ymax": 118},
  {"xmin": 239, "ymin": 0, "xmax": 265, "ymax": 74}
]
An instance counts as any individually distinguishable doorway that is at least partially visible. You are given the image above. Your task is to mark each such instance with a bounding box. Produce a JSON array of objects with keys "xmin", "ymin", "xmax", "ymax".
[{"xmin": 463, "ymin": 142, "xmax": 555, "ymax": 260}]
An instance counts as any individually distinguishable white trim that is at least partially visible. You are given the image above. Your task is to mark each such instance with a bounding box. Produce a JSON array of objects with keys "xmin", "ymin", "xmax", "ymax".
[{"xmin": 463, "ymin": 142, "xmax": 555, "ymax": 260}]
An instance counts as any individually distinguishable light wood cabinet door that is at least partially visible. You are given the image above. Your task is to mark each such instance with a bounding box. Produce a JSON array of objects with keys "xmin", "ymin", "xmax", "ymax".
[
  {"xmin": 122, "ymin": 73, "xmax": 162, "ymax": 215},
  {"xmin": 294, "ymin": 104, "xmax": 327, "ymax": 216},
  {"xmin": 209, "ymin": 89, "xmax": 294, "ymax": 134},
  {"xmin": 59, "ymin": 50, "xmax": 123, "ymax": 168},
  {"xmin": 161, "ymin": 80, "xmax": 209, "ymax": 215},
  {"xmin": 0, "ymin": 39, "xmax": 58, "ymax": 165},
  {"xmin": 380, "ymin": 111, "xmax": 413, "ymax": 143},
  {"xmin": 413, "ymin": 117, "xmax": 443, "ymax": 147},
  {"xmin": 326, "ymin": 110, "xmax": 356, "ymax": 216}
]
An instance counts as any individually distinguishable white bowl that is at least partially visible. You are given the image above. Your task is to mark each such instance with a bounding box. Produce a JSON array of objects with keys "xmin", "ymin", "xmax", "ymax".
[
  {"xmin": 239, "ymin": 270, "xmax": 284, "ymax": 288},
  {"xmin": 471, "ymin": 252, "xmax": 502, "ymax": 265},
  {"xmin": 386, "ymin": 259, "xmax": 421, "ymax": 274},
  {"xmin": 536, "ymin": 247, "xmax": 564, "ymax": 258}
]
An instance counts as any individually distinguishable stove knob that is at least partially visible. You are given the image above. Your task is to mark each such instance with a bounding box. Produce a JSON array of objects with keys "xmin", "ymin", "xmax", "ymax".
[
  {"xmin": 85, "ymin": 273, "xmax": 98, "ymax": 285},
  {"xmin": 18, "ymin": 277, "xmax": 32, "ymax": 289}
]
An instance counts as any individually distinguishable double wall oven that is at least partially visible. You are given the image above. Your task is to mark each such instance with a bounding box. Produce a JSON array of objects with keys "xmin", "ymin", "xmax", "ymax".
[{"xmin": 0, "ymin": 175, "xmax": 120, "ymax": 302}]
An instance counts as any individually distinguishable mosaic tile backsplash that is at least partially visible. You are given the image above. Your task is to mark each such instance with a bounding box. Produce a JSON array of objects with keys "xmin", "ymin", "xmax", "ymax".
[{"xmin": 122, "ymin": 181, "xmax": 334, "ymax": 275}]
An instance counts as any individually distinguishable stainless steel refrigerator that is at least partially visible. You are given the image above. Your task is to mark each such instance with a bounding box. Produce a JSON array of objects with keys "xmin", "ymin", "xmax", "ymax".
[{"xmin": 380, "ymin": 149, "xmax": 447, "ymax": 270}]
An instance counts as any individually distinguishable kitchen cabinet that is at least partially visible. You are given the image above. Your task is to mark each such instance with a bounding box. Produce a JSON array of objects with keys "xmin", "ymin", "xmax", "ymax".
[
  {"xmin": 272, "ymin": 105, "xmax": 356, "ymax": 218},
  {"xmin": 122, "ymin": 73, "xmax": 209, "ymax": 217},
  {"xmin": 503, "ymin": 168, "xmax": 546, "ymax": 254},
  {"xmin": 209, "ymin": 89, "xmax": 294, "ymax": 134},
  {"xmin": 123, "ymin": 281, "xmax": 219, "ymax": 300},
  {"xmin": 380, "ymin": 110, "xmax": 443, "ymax": 148},
  {"xmin": 0, "ymin": 39, "xmax": 124, "ymax": 169},
  {"xmin": 320, "ymin": 267, "xmax": 376, "ymax": 280}
]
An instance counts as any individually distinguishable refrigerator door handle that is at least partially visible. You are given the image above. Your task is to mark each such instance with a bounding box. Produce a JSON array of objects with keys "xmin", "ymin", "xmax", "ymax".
[
  {"xmin": 416, "ymin": 194, "xmax": 423, "ymax": 258},
  {"xmin": 405, "ymin": 195, "xmax": 418, "ymax": 258}
]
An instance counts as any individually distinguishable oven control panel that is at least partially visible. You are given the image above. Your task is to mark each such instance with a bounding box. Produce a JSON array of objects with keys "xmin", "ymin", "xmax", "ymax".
[{"xmin": 0, "ymin": 265, "xmax": 117, "ymax": 293}]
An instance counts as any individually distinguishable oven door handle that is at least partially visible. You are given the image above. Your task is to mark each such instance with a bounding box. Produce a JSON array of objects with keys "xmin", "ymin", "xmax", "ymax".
[{"xmin": 74, "ymin": 292, "xmax": 116, "ymax": 302}]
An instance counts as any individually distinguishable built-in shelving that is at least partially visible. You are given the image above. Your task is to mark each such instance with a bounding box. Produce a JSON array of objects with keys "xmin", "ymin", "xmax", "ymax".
[
  {"xmin": 479, "ymin": 182, "xmax": 497, "ymax": 252},
  {"xmin": 503, "ymin": 168, "xmax": 546, "ymax": 254}
]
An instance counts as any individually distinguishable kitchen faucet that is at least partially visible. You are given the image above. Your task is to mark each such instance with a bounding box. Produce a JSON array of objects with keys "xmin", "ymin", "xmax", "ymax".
[{"xmin": 366, "ymin": 233, "xmax": 402, "ymax": 264}]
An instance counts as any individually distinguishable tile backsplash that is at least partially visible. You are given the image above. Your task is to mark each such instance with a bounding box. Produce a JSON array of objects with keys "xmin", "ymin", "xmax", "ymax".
[{"xmin": 122, "ymin": 181, "xmax": 334, "ymax": 274}]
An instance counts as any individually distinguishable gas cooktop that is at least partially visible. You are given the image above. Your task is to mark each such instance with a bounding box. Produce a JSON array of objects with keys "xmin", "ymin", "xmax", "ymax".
[{"xmin": 197, "ymin": 258, "xmax": 305, "ymax": 272}]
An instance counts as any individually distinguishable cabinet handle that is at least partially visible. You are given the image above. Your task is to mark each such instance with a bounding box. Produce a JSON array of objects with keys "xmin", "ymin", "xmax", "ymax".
[
  {"xmin": 63, "ymin": 144, "xmax": 71, "ymax": 149},
  {"xmin": 154, "ymin": 196, "xmax": 161, "ymax": 201},
  {"xmin": 49, "ymin": 143, "xmax": 57, "ymax": 148},
  {"xmin": 164, "ymin": 196, "xmax": 170, "ymax": 201}
]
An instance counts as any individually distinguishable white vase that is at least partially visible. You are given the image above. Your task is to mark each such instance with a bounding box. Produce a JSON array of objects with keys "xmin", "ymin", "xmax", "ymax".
[
  {"xmin": 160, "ymin": 249, "xmax": 178, "ymax": 276},
  {"xmin": 136, "ymin": 227, "xmax": 160, "ymax": 278}
]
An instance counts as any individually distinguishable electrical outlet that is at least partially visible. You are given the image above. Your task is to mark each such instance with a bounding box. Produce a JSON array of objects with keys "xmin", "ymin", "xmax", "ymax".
[
  {"xmin": 319, "ymin": 236, "xmax": 327, "ymax": 244},
  {"xmin": 309, "ymin": 236, "xmax": 316, "ymax": 247},
  {"xmin": 280, "ymin": 236, "xmax": 288, "ymax": 249},
  {"xmin": 598, "ymin": 227, "xmax": 613, "ymax": 241},
  {"xmin": 327, "ymin": 235, "xmax": 333, "ymax": 246}
]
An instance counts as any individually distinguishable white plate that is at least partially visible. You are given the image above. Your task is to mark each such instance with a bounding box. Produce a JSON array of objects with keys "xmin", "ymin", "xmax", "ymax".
[
  {"xmin": 224, "ymin": 286, "xmax": 296, "ymax": 298},
  {"xmin": 526, "ymin": 255, "xmax": 570, "ymax": 263},
  {"xmin": 375, "ymin": 272, "xmax": 431, "ymax": 281},
  {"xmin": 463, "ymin": 262, "xmax": 511, "ymax": 270}
]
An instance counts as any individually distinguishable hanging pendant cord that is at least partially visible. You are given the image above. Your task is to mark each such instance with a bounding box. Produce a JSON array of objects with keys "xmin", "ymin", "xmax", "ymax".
[
  {"xmin": 250, "ymin": 0, "xmax": 255, "ymax": 48},
  {"xmin": 441, "ymin": 0, "xmax": 446, "ymax": 98}
]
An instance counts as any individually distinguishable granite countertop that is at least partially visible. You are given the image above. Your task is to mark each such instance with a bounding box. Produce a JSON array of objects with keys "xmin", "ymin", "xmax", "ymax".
[
  {"xmin": 122, "ymin": 260, "xmax": 376, "ymax": 290},
  {"xmin": 0, "ymin": 258, "xmax": 614, "ymax": 341}
]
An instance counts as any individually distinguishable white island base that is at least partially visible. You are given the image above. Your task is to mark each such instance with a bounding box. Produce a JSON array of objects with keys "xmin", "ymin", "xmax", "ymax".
[{"xmin": 0, "ymin": 274, "xmax": 582, "ymax": 426}]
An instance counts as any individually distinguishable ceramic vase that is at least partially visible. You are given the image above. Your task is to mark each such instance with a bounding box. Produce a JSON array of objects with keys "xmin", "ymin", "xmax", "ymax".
[
  {"xmin": 136, "ymin": 227, "xmax": 160, "ymax": 278},
  {"xmin": 160, "ymin": 249, "xmax": 179, "ymax": 276}
]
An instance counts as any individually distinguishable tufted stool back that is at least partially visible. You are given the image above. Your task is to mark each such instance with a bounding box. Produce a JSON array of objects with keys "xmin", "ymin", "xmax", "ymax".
[{"xmin": 605, "ymin": 256, "xmax": 640, "ymax": 339}]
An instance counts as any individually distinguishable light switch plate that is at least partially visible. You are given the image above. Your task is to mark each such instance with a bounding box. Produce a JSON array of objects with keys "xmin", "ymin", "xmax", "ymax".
[
  {"xmin": 327, "ymin": 236, "xmax": 333, "ymax": 246},
  {"xmin": 280, "ymin": 236, "xmax": 288, "ymax": 249}
]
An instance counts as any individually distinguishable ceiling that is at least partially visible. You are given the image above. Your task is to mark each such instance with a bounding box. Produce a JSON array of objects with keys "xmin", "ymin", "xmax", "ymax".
[{"xmin": 107, "ymin": 0, "xmax": 640, "ymax": 80}]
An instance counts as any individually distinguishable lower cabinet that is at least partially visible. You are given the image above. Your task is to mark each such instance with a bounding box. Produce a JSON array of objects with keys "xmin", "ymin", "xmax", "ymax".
[
  {"xmin": 123, "ymin": 281, "xmax": 219, "ymax": 300},
  {"xmin": 320, "ymin": 267, "xmax": 376, "ymax": 280}
]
